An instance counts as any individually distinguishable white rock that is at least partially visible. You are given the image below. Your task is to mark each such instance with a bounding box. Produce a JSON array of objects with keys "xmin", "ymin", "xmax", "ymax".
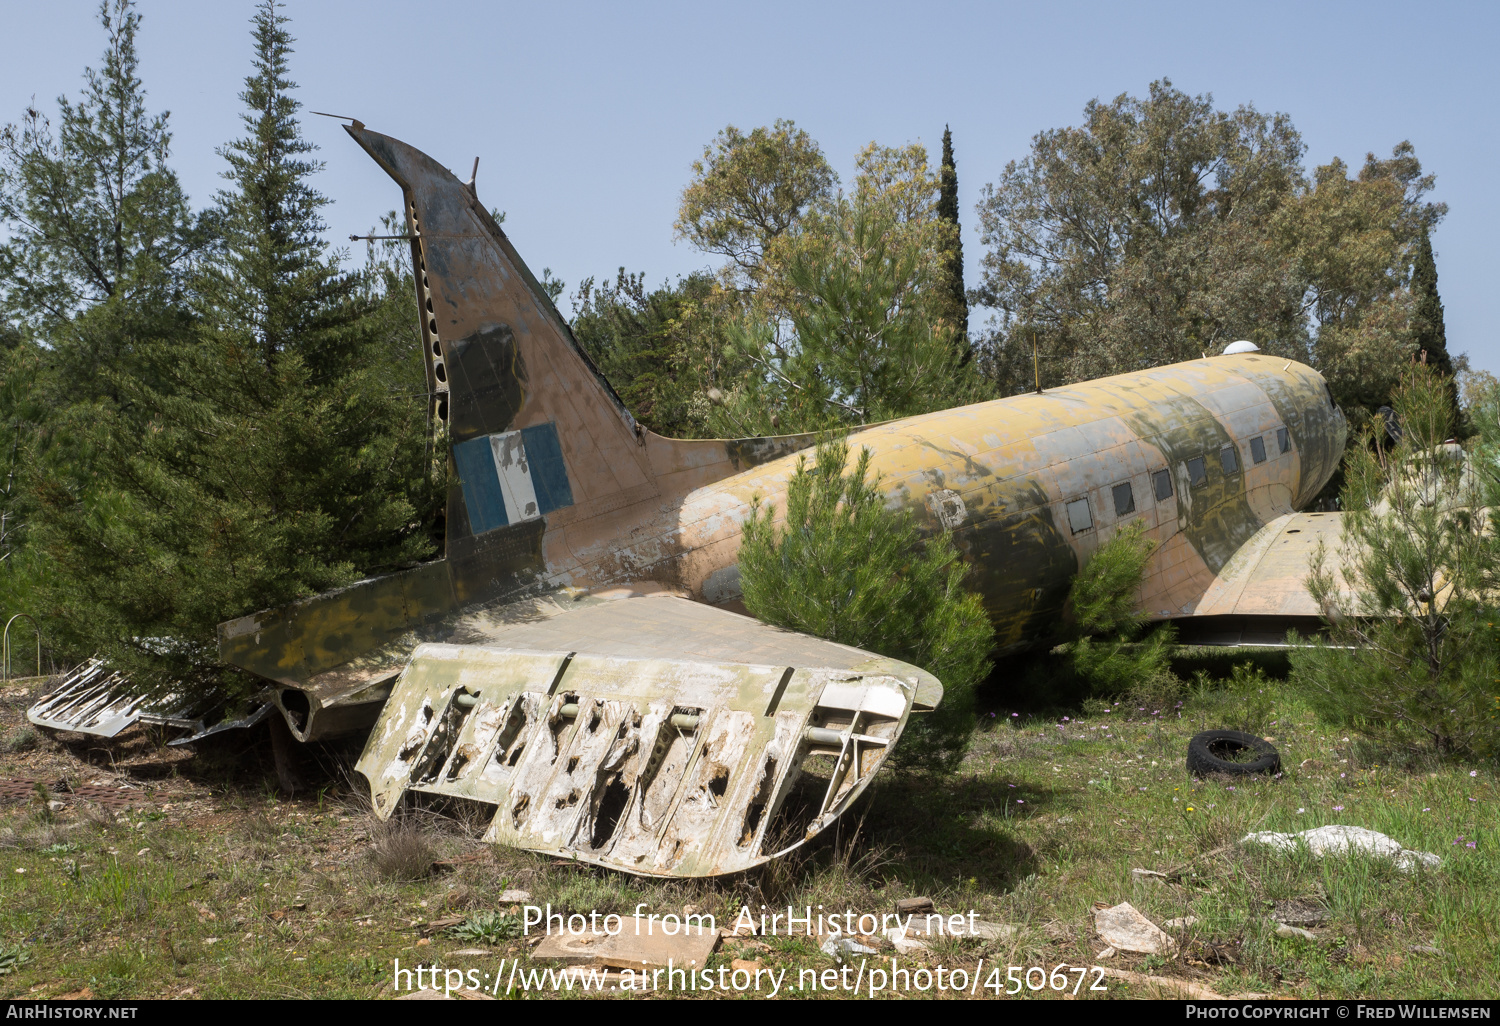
[
  {"xmin": 498, "ymin": 889, "xmax": 532, "ymax": 902},
  {"xmin": 1163, "ymin": 916, "xmax": 1199, "ymax": 931},
  {"xmin": 1240, "ymin": 825, "xmax": 1440, "ymax": 873},
  {"xmin": 1274, "ymin": 924, "xmax": 1319, "ymax": 941},
  {"xmin": 1096, "ymin": 946, "xmax": 1116, "ymax": 959},
  {"xmin": 821, "ymin": 937, "xmax": 877, "ymax": 960},
  {"xmin": 1093, "ymin": 902, "xmax": 1176, "ymax": 955},
  {"xmin": 1131, "ymin": 868, "xmax": 1169, "ymax": 883}
]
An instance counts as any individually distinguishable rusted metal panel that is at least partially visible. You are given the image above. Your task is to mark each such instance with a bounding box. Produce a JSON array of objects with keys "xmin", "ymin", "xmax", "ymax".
[
  {"xmin": 355, "ymin": 596, "xmax": 938, "ymax": 877},
  {"xmin": 26, "ymin": 658, "xmax": 266, "ymax": 740}
]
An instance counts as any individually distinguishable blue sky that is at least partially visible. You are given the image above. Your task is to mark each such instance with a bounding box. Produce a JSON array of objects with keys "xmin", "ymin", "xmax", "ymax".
[{"xmin": 5, "ymin": 1, "xmax": 1497, "ymax": 370}]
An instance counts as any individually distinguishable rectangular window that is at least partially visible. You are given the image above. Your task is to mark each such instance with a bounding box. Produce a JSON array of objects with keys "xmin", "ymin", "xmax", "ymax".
[
  {"xmin": 1112, "ymin": 482, "xmax": 1135, "ymax": 517},
  {"xmin": 1250, "ymin": 436, "xmax": 1267, "ymax": 464},
  {"xmin": 1220, "ymin": 444, "xmax": 1240, "ymax": 474},
  {"xmin": 1186, "ymin": 456, "xmax": 1207, "ymax": 487},
  {"xmin": 1066, "ymin": 497, "xmax": 1093, "ymax": 534},
  {"xmin": 1153, "ymin": 468, "xmax": 1173, "ymax": 501},
  {"xmin": 1278, "ymin": 426, "xmax": 1290, "ymax": 454}
]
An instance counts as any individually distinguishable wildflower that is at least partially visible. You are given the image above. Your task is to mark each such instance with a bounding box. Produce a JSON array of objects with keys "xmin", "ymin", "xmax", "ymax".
[
  {"xmin": 1467, "ymin": 842, "xmax": 1476, "ymax": 849},
  {"xmin": 1062, "ymin": 716, "xmax": 1070, "ymax": 722},
  {"xmin": 1138, "ymin": 786, "xmax": 1147, "ymax": 791},
  {"xmin": 1186, "ymin": 806, "xmax": 1195, "ymax": 812},
  {"xmin": 1333, "ymin": 805, "xmax": 1345, "ymax": 811},
  {"xmin": 1472, "ymin": 771, "xmax": 1479, "ymax": 778},
  {"xmin": 1008, "ymin": 784, "xmax": 1016, "ymax": 788},
  {"xmin": 1016, "ymin": 799, "xmax": 1025, "ymax": 804},
  {"xmin": 1423, "ymin": 808, "xmax": 1431, "ymax": 812},
  {"xmin": 1011, "ymin": 713, "xmax": 1019, "ymax": 718},
  {"xmin": 1227, "ymin": 786, "xmax": 1236, "ymax": 791},
  {"xmin": 1297, "ymin": 807, "xmax": 1306, "ymax": 814}
]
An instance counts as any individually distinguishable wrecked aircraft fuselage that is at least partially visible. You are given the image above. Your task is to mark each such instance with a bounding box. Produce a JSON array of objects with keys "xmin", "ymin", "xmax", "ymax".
[{"xmin": 34, "ymin": 122, "xmax": 1352, "ymax": 878}]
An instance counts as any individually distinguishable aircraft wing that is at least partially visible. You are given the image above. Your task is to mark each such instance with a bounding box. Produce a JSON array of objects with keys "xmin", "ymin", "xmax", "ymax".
[{"xmin": 1167, "ymin": 511, "xmax": 1355, "ymax": 646}]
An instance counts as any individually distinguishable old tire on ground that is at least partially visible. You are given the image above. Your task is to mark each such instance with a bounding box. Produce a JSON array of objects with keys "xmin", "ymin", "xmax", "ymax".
[{"xmin": 1186, "ymin": 729, "xmax": 1280, "ymax": 776}]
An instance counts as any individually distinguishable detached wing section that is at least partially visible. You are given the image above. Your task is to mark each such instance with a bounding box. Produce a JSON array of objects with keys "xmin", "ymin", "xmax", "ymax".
[
  {"xmin": 355, "ymin": 595, "xmax": 941, "ymax": 877},
  {"xmin": 1170, "ymin": 511, "xmax": 1354, "ymax": 646}
]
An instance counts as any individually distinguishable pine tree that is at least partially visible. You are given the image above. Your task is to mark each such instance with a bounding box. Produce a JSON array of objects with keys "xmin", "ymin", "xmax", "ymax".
[
  {"xmin": 31, "ymin": 0, "xmax": 438, "ymax": 692},
  {"xmin": 738, "ymin": 440, "xmax": 993, "ymax": 770},
  {"xmin": 0, "ymin": 0, "xmax": 206, "ymax": 336},
  {"xmin": 937, "ymin": 125, "xmax": 968, "ymax": 343}
]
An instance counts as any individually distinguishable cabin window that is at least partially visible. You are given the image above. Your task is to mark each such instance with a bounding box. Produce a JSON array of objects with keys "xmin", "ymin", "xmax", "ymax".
[
  {"xmin": 1066, "ymin": 497, "xmax": 1093, "ymax": 534},
  {"xmin": 1112, "ymin": 482, "xmax": 1135, "ymax": 517},
  {"xmin": 1250, "ymin": 436, "xmax": 1267, "ymax": 464},
  {"xmin": 1278, "ymin": 426, "xmax": 1290, "ymax": 454},
  {"xmin": 1153, "ymin": 468, "xmax": 1173, "ymax": 501},
  {"xmin": 1186, "ymin": 456, "xmax": 1207, "ymax": 487},
  {"xmin": 1220, "ymin": 444, "xmax": 1239, "ymax": 474}
]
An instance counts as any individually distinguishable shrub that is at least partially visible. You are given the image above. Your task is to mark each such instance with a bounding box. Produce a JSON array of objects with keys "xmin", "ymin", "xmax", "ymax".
[
  {"xmin": 368, "ymin": 818, "xmax": 436, "ymax": 881},
  {"xmin": 1057, "ymin": 520, "xmax": 1176, "ymax": 694},
  {"xmin": 738, "ymin": 439, "xmax": 994, "ymax": 770},
  {"xmin": 1291, "ymin": 365, "xmax": 1499, "ymax": 761}
]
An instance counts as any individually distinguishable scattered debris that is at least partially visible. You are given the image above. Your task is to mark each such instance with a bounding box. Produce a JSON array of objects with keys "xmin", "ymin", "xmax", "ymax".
[
  {"xmin": 1241, "ymin": 825, "xmax": 1440, "ymax": 873},
  {"xmin": 26, "ymin": 658, "xmax": 264, "ymax": 742},
  {"xmin": 1409, "ymin": 944, "xmax": 1446, "ymax": 957},
  {"xmin": 0, "ymin": 778, "xmax": 142, "ymax": 810},
  {"xmin": 1130, "ymin": 868, "xmax": 1169, "ymax": 884},
  {"xmin": 498, "ymin": 889, "xmax": 531, "ymax": 903},
  {"xmin": 531, "ymin": 915, "xmax": 717, "ymax": 969},
  {"xmin": 821, "ymin": 936, "xmax": 878, "ymax": 960},
  {"xmin": 1186, "ymin": 729, "xmax": 1281, "ymax": 776},
  {"xmin": 1270, "ymin": 898, "xmax": 1329, "ymax": 927},
  {"xmin": 1275, "ymin": 924, "xmax": 1320, "ymax": 941},
  {"xmin": 1093, "ymin": 902, "xmax": 1176, "ymax": 955},
  {"xmin": 1162, "ymin": 916, "xmax": 1199, "ymax": 931},
  {"xmin": 895, "ymin": 896, "xmax": 934, "ymax": 917},
  {"xmin": 1096, "ymin": 946, "xmax": 1116, "ymax": 959}
]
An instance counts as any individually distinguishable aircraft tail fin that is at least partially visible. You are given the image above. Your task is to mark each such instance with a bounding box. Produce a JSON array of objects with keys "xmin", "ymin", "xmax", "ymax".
[{"xmin": 346, "ymin": 125, "xmax": 655, "ymax": 564}]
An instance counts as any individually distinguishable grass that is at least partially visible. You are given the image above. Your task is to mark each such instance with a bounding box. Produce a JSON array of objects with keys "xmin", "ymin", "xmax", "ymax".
[{"xmin": 0, "ymin": 668, "xmax": 1494, "ymax": 999}]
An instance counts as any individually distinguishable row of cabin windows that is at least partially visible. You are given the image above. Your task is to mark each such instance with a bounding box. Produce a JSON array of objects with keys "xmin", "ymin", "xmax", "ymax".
[{"xmin": 1065, "ymin": 426, "xmax": 1293, "ymax": 534}]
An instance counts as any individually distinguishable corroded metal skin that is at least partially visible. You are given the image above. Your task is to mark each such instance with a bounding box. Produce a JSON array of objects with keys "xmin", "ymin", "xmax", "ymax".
[
  {"xmin": 217, "ymin": 125, "xmax": 1346, "ymax": 739},
  {"xmin": 355, "ymin": 595, "xmax": 939, "ymax": 877}
]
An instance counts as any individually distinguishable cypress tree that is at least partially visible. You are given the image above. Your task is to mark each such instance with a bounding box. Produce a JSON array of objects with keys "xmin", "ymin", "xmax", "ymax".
[
  {"xmin": 1409, "ymin": 226, "xmax": 1460, "ymax": 424},
  {"xmin": 1411, "ymin": 227, "xmax": 1452, "ymax": 378},
  {"xmin": 937, "ymin": 125, "xmax": 969, "ymax": 342}
]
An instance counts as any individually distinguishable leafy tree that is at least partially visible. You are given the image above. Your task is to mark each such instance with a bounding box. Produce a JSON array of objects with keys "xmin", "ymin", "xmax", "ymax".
[
  {"xmin": 30, "ymin": 0, "xmax": 438, "ymax": 691},
  {"xmin": 711, "ymin": 141, "xmax": 985, "ymax": 435},
  {"xmin": 973, "ymin": 80, "xmax": 1307, "ymax": 391},
  {"xmin": 674, "ymin": 120, "xmax": 836, "ymax": 289},
  {"xmin": 1056, "ymin": 521, "xmax": 1176, "ymax": 693},
  {"xmin": 570, "ymin": 269, "xmax": 741, "ymax": 438},
  {"xmin": 1292, "ymin": 365, "xmax": 1498, "ymax": 760},
  {"xmin": 937, "ymin": 125, "xmax": 968, "ymax": 343},
  {"xmin": 971, "ymin": 79, "xmax": 1445, "ymax": 412},
  {"xmin": 738, "ymin": 439, "xmax": 993, "ymax": 769},
  {"xmin": 1294, "ymin": 146, "xmax": 1445, "ymax": 416}
]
